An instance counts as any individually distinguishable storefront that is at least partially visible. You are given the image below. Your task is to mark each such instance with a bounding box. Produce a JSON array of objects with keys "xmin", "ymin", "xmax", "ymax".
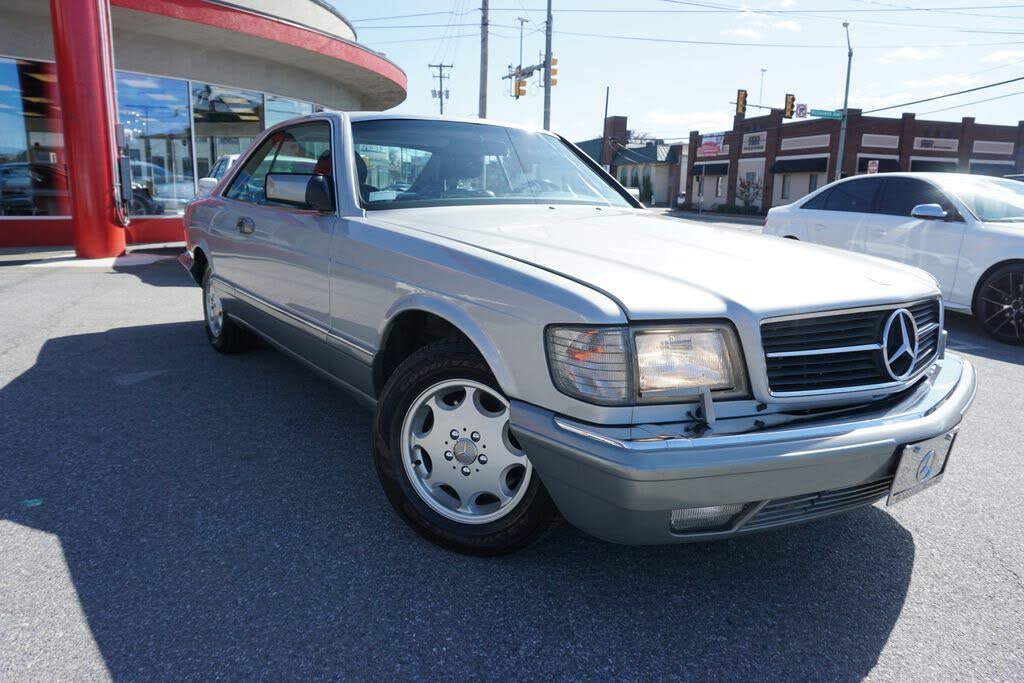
[{"xmin": 0, "ymin": 0, "xmax": 407, "ymax": 256}]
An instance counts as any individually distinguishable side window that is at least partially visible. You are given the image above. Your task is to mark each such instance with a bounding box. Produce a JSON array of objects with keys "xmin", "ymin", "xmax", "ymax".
[
  {"xmin": 876, "ymin": 177, "xmax": 952, "ymax": 217},
  {"xmin": 224, "ymin": 122, "xmax": 331, "ymax": 205},
  {"xmin": 801, "ymin": 188, "xmax": 831, "ymax": 210},
  {"xmin": 225, "ymin": 136, "xmax": 281, "ymax": 204},
  {"xmin": 823, "ymin": 177, "xmax": 882, "ymax": 213},
  {"xmin": 781, "ymin": 174, "xmax": 791, "ymax": 200}
]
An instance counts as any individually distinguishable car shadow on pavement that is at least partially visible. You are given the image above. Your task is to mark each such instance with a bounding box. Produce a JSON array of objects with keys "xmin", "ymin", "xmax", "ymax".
[
  {"xmin": 945, "ymin": 311, "xmax": 1024, "ymax": 364},
  {"xmin": 109, "ymin": 251, "xmax": 192, "ymax": 289},
  {"xmin": 1, "ymin": 321, "xmax": 915, "ymax": 680}
]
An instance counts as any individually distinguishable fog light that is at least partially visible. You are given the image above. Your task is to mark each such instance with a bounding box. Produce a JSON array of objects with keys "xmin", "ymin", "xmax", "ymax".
[{"xmin": 670, "ymin": 504, "xmax": 745, "ymax": 533}]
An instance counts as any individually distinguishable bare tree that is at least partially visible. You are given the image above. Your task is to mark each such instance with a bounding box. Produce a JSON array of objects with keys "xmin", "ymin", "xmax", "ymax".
[{"xmin": 736, "ymin": 178, "xmax": 764, "ymax": 210}]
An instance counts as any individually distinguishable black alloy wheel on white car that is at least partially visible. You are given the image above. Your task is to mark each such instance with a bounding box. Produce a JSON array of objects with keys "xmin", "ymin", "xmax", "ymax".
[
  {"xmin": 975, "ymin": 263, "xmax": 1024, "ymax": 345},
  {"xmin": 373, "ymin": 340, "xmax": 557, "ymax": 555}
]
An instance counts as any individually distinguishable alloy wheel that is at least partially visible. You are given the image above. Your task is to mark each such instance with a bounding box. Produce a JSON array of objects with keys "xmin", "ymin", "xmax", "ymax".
[
  {"xmin": 205, "ymin": 283, "xmax": 224, "ymax": 338},
  {"xmin": 400, "ymin": 379, "xmax": 532, "ymax": 525},
  {"xmin": 979, "ymin": 269, "xmax": 1024, "ymax": 342}
]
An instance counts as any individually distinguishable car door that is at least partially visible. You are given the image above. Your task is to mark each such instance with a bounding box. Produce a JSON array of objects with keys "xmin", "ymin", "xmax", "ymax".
[
  {"xmin": 215, "ymin": 122, "xmax": 335, "ymax": 334},
  {"xmin": 865, "ymin": 176, "xmax": 966, "ymax": 298},
  {"xmin": 800, "ymin": 176, "xmax": 883, "ymax": 252}
]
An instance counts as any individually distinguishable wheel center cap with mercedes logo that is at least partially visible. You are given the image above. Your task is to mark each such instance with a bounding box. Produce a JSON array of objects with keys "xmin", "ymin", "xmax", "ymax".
[
  {"xmin": 452, "ymin": 438, "xmax": 479, "ymax": 465},
  {"xmin": 882, "ymin": 308, "xmax": 920, "ymax": 380}
]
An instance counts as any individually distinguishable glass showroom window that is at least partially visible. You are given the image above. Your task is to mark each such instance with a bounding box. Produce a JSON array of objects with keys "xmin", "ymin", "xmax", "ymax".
[
  {"xmin": 116, "ymin": 71, "xmax": 195, "ymax": 216},
  {"xmin": 192, "ymin": 82, "xmax": 264, "ymax": 179},
  {"xmin": 0, "ymin": 57, "xmax": 70, "ymax": 217},
  {"xmin": 265, "ymin": 94, "xmax": 314, "ymax": 128}
]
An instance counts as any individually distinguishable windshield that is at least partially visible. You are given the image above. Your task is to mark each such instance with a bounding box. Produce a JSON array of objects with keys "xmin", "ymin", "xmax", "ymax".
[
  {"xmin": 945, "ymin": 176, "xmax": 1024, "ymax": 223},
  {"xmin": 350, "ymin": 119, "xmax": 632, "ymax": 210}
]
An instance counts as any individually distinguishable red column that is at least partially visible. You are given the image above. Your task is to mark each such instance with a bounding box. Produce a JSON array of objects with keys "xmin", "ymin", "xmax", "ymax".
[{"xmin": 49, "ymin": 0, "xmax": 126, "ymax": 258}]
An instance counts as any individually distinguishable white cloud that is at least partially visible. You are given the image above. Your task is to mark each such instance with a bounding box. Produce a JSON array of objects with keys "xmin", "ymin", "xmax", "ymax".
[
  {"xmin": 721, "ymin": 11, "xmax": 801, "ymax": 39},
  {"xmin": 772, "ymin": 19, "xmax": 802, "ymax": 32},
  {"xmin": 982, "ymin": 49, "xmax": 1024, "ymax": 64},
  {"xmin": 779, "ymin": 0, "xmax": 797, "ymax": 6},
  {"xmin": 722, "ymin": 27, "xmax": 764, "ymax": 40},
  {"xmin": 878, "ymin": 47, "xmax": 941, "ymax": 64},
  {"xmin": 857, "ymin": 91, "xmax": 916, "ymax": 109},
  {"xmin": 903, "ymin": 73, "xmax": 978, "ymax": 89},
  {"xmin": 638, "ymin": 109, "xmax": 734, "ymax": 136}
]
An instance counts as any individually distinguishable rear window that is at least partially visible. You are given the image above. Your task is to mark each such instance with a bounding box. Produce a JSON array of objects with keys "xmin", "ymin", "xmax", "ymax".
[
  {"xmin": 823, "ymin": 177, "xmax": 882, "ymax": 213},
  {"xmin": 801, "ymin": 188, "xmax": 830, "ymax": 210}
]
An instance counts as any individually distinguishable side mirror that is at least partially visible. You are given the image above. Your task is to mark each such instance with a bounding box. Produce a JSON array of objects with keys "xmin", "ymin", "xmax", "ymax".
[
  {"xmin": 265, "ymin": 173, "xmax": 335, "ymax": 212},
  {"xmin": 197, "ymin": 177, "xmax": 219, "ymax": 194},
  {"xmin": 910, "ymin": 203, "xmax": 947, "ymax": 220}
]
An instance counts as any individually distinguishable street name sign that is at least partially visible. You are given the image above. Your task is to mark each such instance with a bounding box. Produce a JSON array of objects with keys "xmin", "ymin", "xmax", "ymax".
[{"xmin": 810, "ymin": 109, "xmax": 843, "ymax": 120}]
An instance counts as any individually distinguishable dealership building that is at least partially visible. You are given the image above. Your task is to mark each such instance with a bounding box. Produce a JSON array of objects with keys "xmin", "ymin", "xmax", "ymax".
[{"xmin": 0, "ymin": 0, "xmax": 407, "ymax": 256}]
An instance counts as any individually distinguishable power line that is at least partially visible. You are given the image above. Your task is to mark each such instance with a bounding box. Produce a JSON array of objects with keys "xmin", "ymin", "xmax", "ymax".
[
  {"xmin": 552, "ymin": 28, "xmax": 1024, "ymax": 49},
  {"xmin": 917, "ymin": 88, "xmax": 1024, "ymax": 114},
  {"xmin": 660, "ymin": 0, "xmax": 1024, "ymax": 17},
  {"xmin": 863, "ymin": 73, "xmax": 1024, "ymax": 112},
  {"xmin": 351, "ymin": 11, "xmax": 474, "ymax": 23},
  {"xmin": 369, "ymin": 33, "xmax": 478, "ymax": 45}
]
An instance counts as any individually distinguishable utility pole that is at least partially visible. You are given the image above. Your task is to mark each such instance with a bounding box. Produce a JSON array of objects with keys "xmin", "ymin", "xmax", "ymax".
[
  {"xmin": 602, "ymin": 85, "xmax": 610, "ymax": 167},
  {"xmin": 429, "ymin": 63, "xmax": 452, "ymax": 115},
  {"xmin": 835, "ymin": 22, "xmax": 853, "ymax": 181},
  {"xmin": 758, "ymin": 68, "xmax": 767, "ymax": 106},
  {"xmin": 478, "ymin": 0, "xmax": 488, "ymax": 118},
  {"xmin": 542, "ymin": 0, "xmax": 553, "ymax": 130}
]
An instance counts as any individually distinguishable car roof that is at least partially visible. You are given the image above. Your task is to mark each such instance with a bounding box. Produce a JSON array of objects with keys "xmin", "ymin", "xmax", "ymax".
[
  {"xmin": 325, "ymin": 111, "xmax": 552, "ymax": 135},
  {"xmin": 833, "ymin": 171, "xmax": 1015, "ymax": 188}
]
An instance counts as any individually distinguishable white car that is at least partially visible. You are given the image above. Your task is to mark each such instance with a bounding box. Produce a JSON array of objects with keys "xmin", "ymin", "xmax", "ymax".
[
  {"xmin": 197, "ymin": 154, "xmax": 240, "ymax": 195},
  {"xmin": 765, "ymin": 172, "xmax": 1024, "ymax": 344}
]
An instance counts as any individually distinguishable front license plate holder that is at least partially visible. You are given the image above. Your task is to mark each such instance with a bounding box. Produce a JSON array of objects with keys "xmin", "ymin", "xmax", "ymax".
[{"xmin": 887, "ymin": 429, "xmax": 958, "ymax": 506}]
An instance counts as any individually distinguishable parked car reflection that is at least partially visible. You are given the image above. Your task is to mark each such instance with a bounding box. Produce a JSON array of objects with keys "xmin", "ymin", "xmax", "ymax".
[
  {"xmin": 128, "ymin": 160, "xmax": 195, "ymax": 216},
  {"xmin": 0, "ymin": 162, "xmax": 70, "ymax": 216}
]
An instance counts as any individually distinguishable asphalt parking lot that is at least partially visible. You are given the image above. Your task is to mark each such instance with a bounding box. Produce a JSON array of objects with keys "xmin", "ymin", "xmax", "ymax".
[{"xmin": 1, "ymin": 231, "xmax": 1023, "ymax": 680}]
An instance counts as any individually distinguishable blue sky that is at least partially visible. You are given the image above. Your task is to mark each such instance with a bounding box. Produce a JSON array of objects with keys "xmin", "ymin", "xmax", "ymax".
[{"xmin": 334, "ymin": 0, "xmax": 1024, "ymax": 142}]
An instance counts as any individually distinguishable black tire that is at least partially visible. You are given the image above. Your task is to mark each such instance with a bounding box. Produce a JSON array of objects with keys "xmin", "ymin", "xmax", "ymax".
[
  {"xmin": 373, "ymin": 340, "xmax": 557, "ymax": 555},
  {"xmin": 973, "ymin": 263, "xmax": 1024, "ymax": 345},
  {"xmin": 201, "ymin": 268, "xmax": 253, "ymax": 353}
]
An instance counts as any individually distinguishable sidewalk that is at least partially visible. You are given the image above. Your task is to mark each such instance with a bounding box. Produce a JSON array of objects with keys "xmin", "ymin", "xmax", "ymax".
[
  {"xmin": 661, "ymin": 209, "xmax": 764, "ymax": 226},
  {"xmin": 0, "ymin": 242, "xmax": 183, "ymax": 266}
]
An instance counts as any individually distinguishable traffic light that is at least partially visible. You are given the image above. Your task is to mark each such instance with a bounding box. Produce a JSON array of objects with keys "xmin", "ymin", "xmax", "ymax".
[
  {"xmin": 548, "ymin": 57, "xmax": 558, "ymax": 87},
  {"xmin": 783, "ymin": 93, "xmax": 796, "ymax": 119},
  {"xmin": 514, "ymin": 79, "xmax": 527, "ymax": 98},
  {"xmin": 736, "ymin": 89, "xmax": 748, "ymax": 115}
]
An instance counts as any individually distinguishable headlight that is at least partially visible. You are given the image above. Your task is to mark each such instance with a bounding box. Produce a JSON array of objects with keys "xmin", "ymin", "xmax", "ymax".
[
  {"xmin": 546, "ymin": 323, "xmax": 746, "ymax": 406},
  {"xmin": 635, "ymin": 328, "xmax": 735, "ymax": 396}
]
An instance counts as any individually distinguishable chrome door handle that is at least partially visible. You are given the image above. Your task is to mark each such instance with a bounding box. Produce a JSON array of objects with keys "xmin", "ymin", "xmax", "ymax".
[{"xmin": 237, "ymin": 217, "xmax": 254, "ymax": 235}]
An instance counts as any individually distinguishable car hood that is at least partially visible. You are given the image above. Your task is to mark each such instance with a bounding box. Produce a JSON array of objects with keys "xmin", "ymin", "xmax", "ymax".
[{"xmin": 369, "ymin": 205, "xmax": 939, "ymax": 320}]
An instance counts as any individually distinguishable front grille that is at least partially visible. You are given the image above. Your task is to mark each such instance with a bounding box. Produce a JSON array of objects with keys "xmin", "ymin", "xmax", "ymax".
[
  {"xmin": 761, "ymin": 299, "xmax": 942, "ymax": 394},
  {"xmin": 741, "ymin": 477, "xmax": 894, "ymax": 532}
]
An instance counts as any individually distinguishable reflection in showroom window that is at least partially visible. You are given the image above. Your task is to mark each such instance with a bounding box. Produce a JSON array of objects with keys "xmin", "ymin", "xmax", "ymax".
[
  {"xmin": 116, "ymin": 71, "xmax": 196, "ymax": 216},
  {"xmin": 0, "ymin": 57, "xmax": 70, "ymax": 217},
  {"xmin": 192, "ymin": 82, "xmax": 264, "ymax": 181}
]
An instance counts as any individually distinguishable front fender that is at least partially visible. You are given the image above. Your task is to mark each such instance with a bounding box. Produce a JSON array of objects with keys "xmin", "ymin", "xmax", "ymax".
[{"xmin": 381, "ymin": 293, "xmax": 520, "ymax": 397}]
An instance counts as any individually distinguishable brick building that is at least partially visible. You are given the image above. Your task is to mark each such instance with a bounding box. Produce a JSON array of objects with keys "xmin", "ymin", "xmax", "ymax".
[
  {"xmin": 684, "ymin": 109, "xmax": 1024, "ymax": 212},
  {"xmin": 576, "ymin": 116, "xmax": 687, "ymax": 206}
]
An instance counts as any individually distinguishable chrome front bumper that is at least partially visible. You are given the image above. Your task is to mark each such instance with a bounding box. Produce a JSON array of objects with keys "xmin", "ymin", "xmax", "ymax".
[{"xmin": 510, "ymin": 354, "xmax": 977, "ymax": 545}]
